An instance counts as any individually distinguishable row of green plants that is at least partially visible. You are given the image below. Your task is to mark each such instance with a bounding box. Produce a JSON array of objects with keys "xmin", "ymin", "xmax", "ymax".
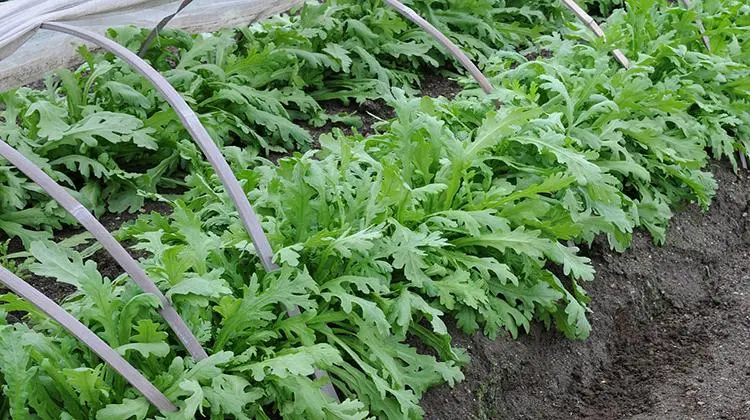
[
  {"xmin": 1, "ymin": 0, "xmax": 749, "ymax": 418},
  {"xmin": 0, "ymin": 0, "xmax": 561, "ymax": 246}
]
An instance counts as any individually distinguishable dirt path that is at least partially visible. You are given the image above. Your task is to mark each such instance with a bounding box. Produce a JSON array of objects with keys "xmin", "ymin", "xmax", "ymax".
[{"xmin": 421, "ymin": 161, "xmax": 750, "ymax": 419}]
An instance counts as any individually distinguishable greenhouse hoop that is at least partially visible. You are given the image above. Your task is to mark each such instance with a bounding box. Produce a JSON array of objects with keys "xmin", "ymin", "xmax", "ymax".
[
  {"xmin": 138, "ymin": 0, "xmax": 195, "ymax": 57},
  {"xmin": 679, "ymin": 0, "xmax": 712, "ymax": 52},
  {"xmin": 382, "ymin": 0, "xmax": 494, "ymax": 94},
  {"xmin": 40, "ymin": 21, "xmax": 280, "ymax": 272}
]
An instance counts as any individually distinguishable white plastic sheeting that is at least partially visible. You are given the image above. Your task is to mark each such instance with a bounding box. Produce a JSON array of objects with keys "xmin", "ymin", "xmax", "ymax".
[{"xmin": 0, "ymin": 0, "xmax": 302, "ymax": 90}]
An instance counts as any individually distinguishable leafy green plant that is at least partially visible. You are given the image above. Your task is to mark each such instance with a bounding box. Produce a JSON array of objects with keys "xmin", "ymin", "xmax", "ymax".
[
  {"xmin": 1, "ymin": 0, "xmax": 750, "ymax": 418},
  {"xmin": 0, "ymin": 0, "xmax": 550, "ymax": 244},
  {"xmin": 0, "ymin": 78, "xmax": 721, "ymax": 416}
]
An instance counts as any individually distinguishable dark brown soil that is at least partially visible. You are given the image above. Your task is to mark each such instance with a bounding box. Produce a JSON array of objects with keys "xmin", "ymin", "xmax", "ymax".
[
  {"xmin": 420, "ymin": 72, "xmax": 462, "ymax": 100},
  {"xmin": 88, "ymin": 200, "xmax": 173, "ymax": 282},
  {"xmin": 524, "ymin": 49, "xmax": 553, "ymax": 62},
  {"xmin": 318, "ymin": 98, "xmax": 396, "ymax": 138},
  {"xmin": 421, "ymin": 161, "xmax": 750, "ymax": 419},
  {"xmin": 1, "ymin": 200, "xmax": 172, "ymax": 303},
  {"xmin": 300, "ymin": 73, "xmax": 461, "ymax": 144}
]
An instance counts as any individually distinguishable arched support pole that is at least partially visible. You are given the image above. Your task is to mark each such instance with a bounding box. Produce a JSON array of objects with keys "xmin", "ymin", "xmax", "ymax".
[
  {"xmin": 285, "ymin": 305, "xmax": 339, "ymax": 400},
  {"xmin": 559, "ymin": 0, "xmax": 630, "ymax": 69},
  {"xmin": 0, "ymin": 264, "xmax": 177, "ymax": 412},
  {"xmin": 39, "ymin": 21, "xmax": 279, "ymax": 273},
  {"xmin": 382, "ymin": 0, "xmax": 494, "ymax": 94},
  {"xmin": 0, "ymin": 138, "xmax": 208, "ymax": 361}
]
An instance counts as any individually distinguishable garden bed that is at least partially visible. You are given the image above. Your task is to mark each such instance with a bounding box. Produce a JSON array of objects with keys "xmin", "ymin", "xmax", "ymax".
[
  {"xmin": 9, "ymin": 70, "xmax": 749, "ymax": 417},
  {"xmin": 2, "ymin": 0, "xmax": 750, "ymax": 417}
]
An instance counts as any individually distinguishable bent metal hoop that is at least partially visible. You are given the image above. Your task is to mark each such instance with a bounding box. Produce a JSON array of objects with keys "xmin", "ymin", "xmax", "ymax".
[
  {"xmin": 138, "ymin": 0, "xmax": 195, "ymax": 57},
  {"xmin": 678, "ymin": 0, "xmax": 711, "ymax": 52},
  {"xmin": 381, "ymin": 0, "xmax": 494, "ymax": 94},
  {"xmin": 0, "ymin": 264, "xmax": 177, "ymax": 412},
  {"xmin": 39, "ymin": 21, "xmax": 280, "ymax": 273}
]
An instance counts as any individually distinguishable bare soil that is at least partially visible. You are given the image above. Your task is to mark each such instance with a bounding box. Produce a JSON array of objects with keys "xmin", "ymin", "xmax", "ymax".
[
  {"xmin": 421, "ymin": 161, "xmax": 750, "ymax": 419},
  {"xmin": 2, "ymin": 200, "xmax": 173, "ymax": 303},
  {"xmin": 306, "ymin": 73, "xmax": 461, "ymax": 141},
  {"xmin": 420, "ymin": 72, "xmax": 462, "ymax": 100}
]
